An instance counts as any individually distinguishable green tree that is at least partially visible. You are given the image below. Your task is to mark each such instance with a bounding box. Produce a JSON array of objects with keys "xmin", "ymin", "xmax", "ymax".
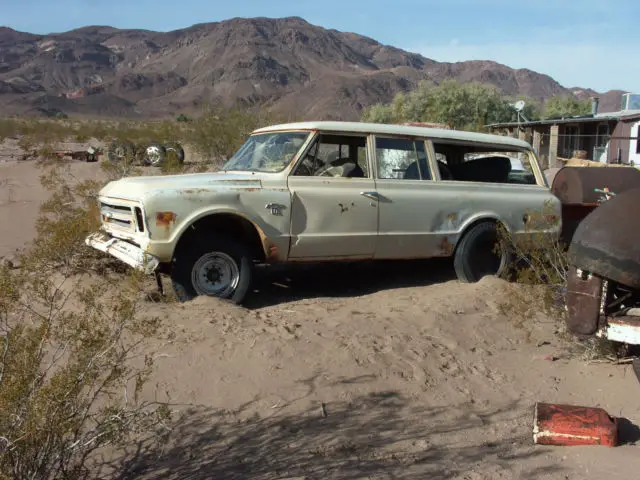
[
  {"xmin": 361, "ymin": 80, "xmax": 517, "ymax": 132},
  {"xmin": 361, "ymin": 103, "xmax": 395, "ymax": 124},
  {"xmin": 542, "ymin": 95, "xmax": 592, "ymax": 119}
]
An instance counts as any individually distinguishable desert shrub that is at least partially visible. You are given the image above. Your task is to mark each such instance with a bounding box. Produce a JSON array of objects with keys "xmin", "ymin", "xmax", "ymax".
[
  {"xmin": 160, "ymin": 150, "xmax": 185, "ymax": 175},
  {"xmin": 0, "ymin": 263, "xmax": 170, "ymax": 479},
  {"xmin": 0, "ymin": 119, "xmax": 20, "ymax": 142},
  {"xmin": 187, "ymin": 105, "xmax": 283, "ymax": 168},
  {"xmin": 0, "ymin": 159, "xmax": 171, "ymax": 478},
  {"xmin": 28, "ymin": 163, "xmax": 105, "ymax": 274},
  {"xmin": 496, "ymin": 201, "xmax": 569, "ymax": 322},
  {"xmin": 496, "ymin": 202, "xmax": 627, "ymax": 358}
]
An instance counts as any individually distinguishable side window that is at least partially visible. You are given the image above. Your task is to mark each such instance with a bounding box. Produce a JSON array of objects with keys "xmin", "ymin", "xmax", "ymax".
[
  {"xmin": 375, "ymin": 137, "xmax": 432, "ymax": 180},
  {"xmin": 432, "ymin": 142, "xmax": 537, "ymax": 185},
  {"xmin": 292, "ymin": 134, "xmax": 369, "ymax": 178}
]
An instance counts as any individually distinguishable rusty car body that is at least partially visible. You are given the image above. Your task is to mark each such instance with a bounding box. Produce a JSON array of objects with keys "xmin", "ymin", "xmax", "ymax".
[
  {"xmin": 85, "ymin": 121, "xmax": 561, "ymax": 304},
  {"xmin": 566, "ymin": 187, "xmax": 640, "ymax": 344},
  {"xmin": 549, "ymin": 166, "xmax": 640, "ymax": 244}
]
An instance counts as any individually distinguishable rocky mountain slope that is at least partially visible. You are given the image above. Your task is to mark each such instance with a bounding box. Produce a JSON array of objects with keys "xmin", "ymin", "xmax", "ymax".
[{"xmin": 0, "ymin": 17, "xmax": 628, "ymax": 119}]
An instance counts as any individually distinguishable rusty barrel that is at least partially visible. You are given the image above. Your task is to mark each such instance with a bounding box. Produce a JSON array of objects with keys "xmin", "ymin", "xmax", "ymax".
[
  {"xmin": 567, "ymin": 187, "xmax": 640, "ymax": 290},
  {"xmin": 550, "ymin": 166, "xmax": 640, "ymax": 243},
  {"xmin": 533, "ymin": 402, "xmax": 618, "ymax": 447},
  {"xmin": 565, "ymin": 265, "xmax": 604, "ymax": 336}
]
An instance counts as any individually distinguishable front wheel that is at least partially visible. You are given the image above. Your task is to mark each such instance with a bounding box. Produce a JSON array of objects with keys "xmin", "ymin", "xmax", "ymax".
[
  {"xmin": 170, "ymin": 236, "xmax": 253, "ymax": 304},
  {"xmin": 453, "ymin": 221, "xmax": 511, "ymax": 283}
]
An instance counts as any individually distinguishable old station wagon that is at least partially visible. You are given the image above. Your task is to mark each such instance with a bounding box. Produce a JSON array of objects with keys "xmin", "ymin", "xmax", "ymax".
[{"xmin": 86, "ymin": 121, "xmax": 561, "ymax": 304}]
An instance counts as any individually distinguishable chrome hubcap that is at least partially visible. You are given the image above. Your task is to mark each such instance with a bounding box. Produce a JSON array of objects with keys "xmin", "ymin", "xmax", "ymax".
[
  {"xmin": 191, "ymin": 252, "xmax": 240, "ymax": 298},
  {"xmin": 146, "ymin": 145, "xmax": 162, "ymax": 165}
]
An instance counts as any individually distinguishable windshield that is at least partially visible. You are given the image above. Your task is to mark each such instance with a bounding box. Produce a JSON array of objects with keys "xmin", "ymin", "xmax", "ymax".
[{"xmin": 222, "ymin": 131, "xmax": 310, "ymax": 173}]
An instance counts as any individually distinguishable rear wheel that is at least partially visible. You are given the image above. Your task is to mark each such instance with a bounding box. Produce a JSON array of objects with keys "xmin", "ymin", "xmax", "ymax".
[
  {"xmin": 454, "ymin": 221, "xmax": 511, "ymax": 283},
  {"xmin": 171, "ymin": 236, "xmax": 253, "ymax": 304},
  {"xmin": 164, "ymin": 141, "xmax": 185, "ymax": 164}
]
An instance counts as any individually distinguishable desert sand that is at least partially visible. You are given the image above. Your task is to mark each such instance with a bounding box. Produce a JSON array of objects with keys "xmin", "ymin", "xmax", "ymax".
[{"xmin": 2, "ymin": 140, "xmax": 640, "ymax": 479}]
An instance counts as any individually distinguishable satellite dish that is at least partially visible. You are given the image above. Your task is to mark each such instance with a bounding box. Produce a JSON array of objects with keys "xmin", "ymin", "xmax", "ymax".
[{"xmin": 514, "ymin": 100, "xmax": 526, "ymax": 112}]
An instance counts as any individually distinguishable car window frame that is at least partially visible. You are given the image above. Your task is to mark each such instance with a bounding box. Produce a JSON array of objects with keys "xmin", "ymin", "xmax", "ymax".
[
  {"xmin": 370, "ymin": 134, "xmax": 434, "ymax": 181},
  {"xmin": 289, "ymin": 130, "xmax": 374, "ymax": 179}
]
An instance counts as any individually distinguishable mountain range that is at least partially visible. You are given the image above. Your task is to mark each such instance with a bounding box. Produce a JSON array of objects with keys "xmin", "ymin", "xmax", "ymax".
[{"xmin": 0, "ymin": 16, "xmax": 629, "ymax": 120}]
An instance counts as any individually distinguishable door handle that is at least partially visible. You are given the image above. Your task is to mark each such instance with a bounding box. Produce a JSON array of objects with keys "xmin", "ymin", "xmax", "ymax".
[{"xmin": 360, "ymin": 191, "xmax": 379, "ymax": 201}]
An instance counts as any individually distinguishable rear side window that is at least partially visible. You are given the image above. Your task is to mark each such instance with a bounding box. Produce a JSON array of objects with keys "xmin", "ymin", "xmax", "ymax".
[
  {"xmin": 432, "ymin": 142, "xmax": 537, "ymax": 185},
  {"xmin": 375, "ymin": 137, "xmax": 431, "ymax": 180}
]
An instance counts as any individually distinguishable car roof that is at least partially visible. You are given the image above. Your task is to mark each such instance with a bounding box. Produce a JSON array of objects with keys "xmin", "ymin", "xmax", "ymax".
[{"xmin": 252, "ymin": 121, "xmax": 532, "ymax": 150}]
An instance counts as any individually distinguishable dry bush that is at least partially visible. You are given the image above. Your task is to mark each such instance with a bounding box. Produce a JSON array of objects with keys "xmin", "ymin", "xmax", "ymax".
[
  {"xmin": 0, "ymin": 120, "xmax": 20, "ymax": 142},
  {"xmin": 0, "ymin": 160, "xmax": 172, "ymax": 478},
  {"xmin": 99, "ymin": 157, "xmax": 145, "ymax": 182},
  {"xmin": 496, "ymin": 203, "xmax": 625, "ymax": 359},
  {"xmin": 497, "ymin": 201, "xmax": 569, "ymax": 323},
  {"xmin": 27, "ymin": 161, "xmax": 106, "ymax": 275},
  {"xmin": 0, "ymin": 263, "xmax": 171, "ymax": 479},
  {"xmin": 3, "ymin": 104, "xmax": 287, "ymax": 177},
  {"xmin": 159, "ymin": 151, "xmax": 185, "ymax": 175},
  {"xmin": 187, "ymin": 105, "xmax": 286, "ymax": 169}
]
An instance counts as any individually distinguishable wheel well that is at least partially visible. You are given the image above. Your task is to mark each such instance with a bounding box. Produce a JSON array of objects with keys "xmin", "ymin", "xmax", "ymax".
[
  {"xmin": 453, "ymin": 217, "xmax": 507, "ymax": 255},
  {"xmin": 173, "ymin": 214, "xmax": 265, "ymax": 263}
]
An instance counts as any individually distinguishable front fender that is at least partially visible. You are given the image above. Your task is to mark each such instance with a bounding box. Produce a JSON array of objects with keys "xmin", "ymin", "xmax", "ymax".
[{"xmin": 146, "ymin": 200, "xmax": 292, "ymax": 263}]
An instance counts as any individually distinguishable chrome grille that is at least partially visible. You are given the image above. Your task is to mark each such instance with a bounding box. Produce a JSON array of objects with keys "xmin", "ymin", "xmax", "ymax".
[{"xmin": 100, "ymin": 201, "xmax": 136, "ymax": 231}]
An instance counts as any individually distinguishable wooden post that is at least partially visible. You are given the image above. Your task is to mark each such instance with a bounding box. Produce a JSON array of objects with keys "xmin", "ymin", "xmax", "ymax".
[
  {"xmin": 533, "ymin": 130, "xmax": 542, "ymax": 154},
  {"xmin": 532, "ymin": 130, "xmax": 546, "ymax": 169},
  {"xmin": 549, "ymin": 124, "xmax": 559, "ymax": 168},
  {"xmin": 518, "ymin": 129, "xmax": 527, "ymax": 142}
]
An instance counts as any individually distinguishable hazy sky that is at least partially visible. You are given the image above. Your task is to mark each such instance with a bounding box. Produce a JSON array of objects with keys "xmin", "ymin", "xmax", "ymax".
[{"xmin": 1, "ymin": 0, "xmax": 638, "ymax": 93}]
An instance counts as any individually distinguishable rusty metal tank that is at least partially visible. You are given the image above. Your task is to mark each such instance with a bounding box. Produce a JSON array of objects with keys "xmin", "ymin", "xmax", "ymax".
[
  {"xmin": 567, "ymin": 187, "xmax": 640, "ymax": 290},
  {"xmin": 551, "ymin": 166, "xmax": 640, "ymax": 243}
]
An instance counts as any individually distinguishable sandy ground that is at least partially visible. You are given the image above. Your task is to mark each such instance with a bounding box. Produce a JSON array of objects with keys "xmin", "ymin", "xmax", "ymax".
[{"xmin": 2, "ymin": 141, "xmax": 640, "ymax": 479}]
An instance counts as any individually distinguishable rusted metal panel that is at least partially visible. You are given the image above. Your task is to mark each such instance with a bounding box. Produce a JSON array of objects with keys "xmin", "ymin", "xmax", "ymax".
[
  {"xmin": 566, "ymin": 266, "xmax": 603, "ymax": 336},
  {"xmin": 550, "ymin": 166, "xmax": 640, "ymax": 205},
  {"xmin": 533, "ymin": 402, "xmax": 618, "ymax": 447},
  {"xmin": 155, "ymin": 211, "xmax": 177, "ymax": 227},
  {"xmin": 608, "ymin": 121, "xmax": 632, "ymax": 163},
  {"xmin": 552, "ymin": 167, "xmax": 640, "ymax": 243},
  {"xmin": 568, "ymin": 187, "xmax": 640, "ymax": 289},
  {"xmin": 598, "ymin": 316, "xmax": 640, "ymax": 344}
]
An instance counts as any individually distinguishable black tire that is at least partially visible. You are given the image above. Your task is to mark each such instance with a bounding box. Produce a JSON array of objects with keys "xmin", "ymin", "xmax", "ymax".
[
  {"xmin": 107, "ymin": 140, "xmax": 135, "ymax": 163},
  {"xmin": 164, "ymin": 141, "xmax": 185, "ymax": 163},
  {"xmin": 453, "ymin": 221, "xmax": 511, "ymax": 283},
  {"xmin": 170, "ymin": 235, "xmax": 253, "ymax": 305}
]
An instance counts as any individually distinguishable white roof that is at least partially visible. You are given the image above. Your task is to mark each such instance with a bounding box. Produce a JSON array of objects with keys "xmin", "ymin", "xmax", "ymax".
[{"xmin": 253, "ymin": 121, "xmax": 532, "ymax": 150}]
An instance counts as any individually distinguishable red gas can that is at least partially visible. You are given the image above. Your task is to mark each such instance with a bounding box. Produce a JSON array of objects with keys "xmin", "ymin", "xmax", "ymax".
[{"xmin": 533, "ymin": 402, "xmax": 618, "ymax": 447}]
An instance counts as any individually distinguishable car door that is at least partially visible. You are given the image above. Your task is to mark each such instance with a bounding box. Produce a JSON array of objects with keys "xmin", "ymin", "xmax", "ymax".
[
  {"xmin": 371, "ymin": 135, "xmax": 444, "ymax": 259},
  {"xmin": 287, "ymin": 132, "xmax": 379, "ymax": 259}
]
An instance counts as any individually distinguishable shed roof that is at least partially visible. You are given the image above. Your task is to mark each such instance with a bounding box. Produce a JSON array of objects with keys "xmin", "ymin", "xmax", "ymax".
[{"xmin": 487, "ymin": 110, "xmax": 640, "ymax": 129}]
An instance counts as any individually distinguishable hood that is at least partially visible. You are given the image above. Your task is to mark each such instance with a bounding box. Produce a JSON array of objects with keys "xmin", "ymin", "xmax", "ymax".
[{"xmin": 99, "ymin": 171, "xmax": 268, "ymax": 201}]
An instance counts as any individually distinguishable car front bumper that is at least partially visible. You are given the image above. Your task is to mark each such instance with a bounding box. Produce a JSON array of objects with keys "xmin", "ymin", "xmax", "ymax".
[{"xmin": 85, "ymin": 231, "xmax": 160, "ymax": 274}]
